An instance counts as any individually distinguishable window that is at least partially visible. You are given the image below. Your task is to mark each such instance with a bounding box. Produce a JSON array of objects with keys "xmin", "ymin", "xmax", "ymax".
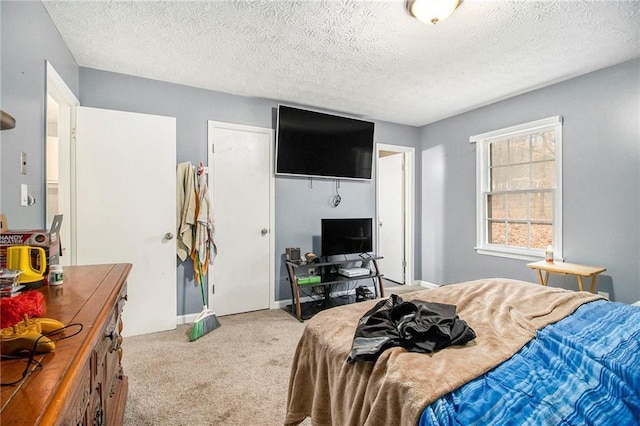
[{"xmin": 471, "ymin": 116, "xmax": 562, "ymax": 260}]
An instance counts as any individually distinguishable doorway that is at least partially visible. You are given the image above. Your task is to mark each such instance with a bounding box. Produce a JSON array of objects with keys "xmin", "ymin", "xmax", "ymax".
[
  {"xmin": 45, "ymin": 67, "xmax": 179, "ymax": 337},
  {"xmin": 45, "ymin": 61, "xmax": 79, "ymax": 266},
  {"xmin": 376, "ymin": 144, "xmax": 414, "ymax": 286},
  {"xmin": 207, "ymin": 121, "xmax": 274, "ymax": 316}
]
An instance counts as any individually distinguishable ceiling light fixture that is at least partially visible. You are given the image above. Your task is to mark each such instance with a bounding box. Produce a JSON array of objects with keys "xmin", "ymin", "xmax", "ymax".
[{"xmin": 406, "ymin": 0, "xmax": 460, "ymax": 25}]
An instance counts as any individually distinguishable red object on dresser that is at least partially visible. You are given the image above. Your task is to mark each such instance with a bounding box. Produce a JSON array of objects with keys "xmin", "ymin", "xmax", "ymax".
[{"xmin": 0, "ymin": 290, "xmax": 45, "ymax": 328}]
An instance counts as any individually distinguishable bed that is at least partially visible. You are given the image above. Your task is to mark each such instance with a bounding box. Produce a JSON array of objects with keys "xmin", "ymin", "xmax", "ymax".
[{"xmin": 284, "ymin": 278, "xmax": 640, "ymax": 425}]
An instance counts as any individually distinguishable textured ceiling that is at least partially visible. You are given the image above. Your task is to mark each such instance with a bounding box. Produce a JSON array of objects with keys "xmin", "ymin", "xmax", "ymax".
[{"xmin": 42, "ymin": 0, "xmax": 640, "ymax": 127}]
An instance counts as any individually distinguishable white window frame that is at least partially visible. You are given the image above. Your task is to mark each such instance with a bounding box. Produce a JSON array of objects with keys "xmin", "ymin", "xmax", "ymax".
[{"xmin": 471, "ymin": 116, "xmax": 563, "ymax": 261}]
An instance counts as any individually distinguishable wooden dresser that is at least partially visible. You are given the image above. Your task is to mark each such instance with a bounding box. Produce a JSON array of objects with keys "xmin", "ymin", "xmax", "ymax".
[{"xmin": 1, "ymin": 263, "xmax": 131, "ymax": 425}]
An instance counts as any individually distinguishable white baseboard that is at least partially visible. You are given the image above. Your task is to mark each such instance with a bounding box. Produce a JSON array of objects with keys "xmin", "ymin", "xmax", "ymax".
[
  {"xmin": 273, "ymin": 299, "xmax": 292, "ymax": 310},
  {"xmin": 177, "ymin": 313, "xmax": 200, "ymax": 325},
  {"xmin": 178, "ymin": 304, "xmax": 286, "ymax": 324},
  {"xmin": 414, "ymin": 280, "xmax": 440, "ymax": 289},
  {"xmin": 272, "ymin": 295, "xmax": 322, "ymax": 310}
]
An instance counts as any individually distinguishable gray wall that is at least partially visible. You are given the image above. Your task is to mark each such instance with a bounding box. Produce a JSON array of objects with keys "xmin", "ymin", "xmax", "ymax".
[
  {"xmin": 0, "ymin": 1, "xmax": 421, "ymax": 318},
  {"xmin": 420, "ymin": 59, "xmax": 640, "ymax": 304},
  {"xmin": 0, "ymin": 0, "xmax": 79, "ymax": 227},
  {"xmin": 79, "ymin": 67, "xmax": 421, "ymax": 314}
]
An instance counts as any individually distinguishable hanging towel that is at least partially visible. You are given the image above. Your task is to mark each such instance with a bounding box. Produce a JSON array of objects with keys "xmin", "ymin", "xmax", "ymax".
[
  {"xmin": 176, "ymin": 162, "xmax": 197, "ymax": 262},
  {"xmin": 191, "ymin": 163, "xmax": 217, "ymax": 284}
]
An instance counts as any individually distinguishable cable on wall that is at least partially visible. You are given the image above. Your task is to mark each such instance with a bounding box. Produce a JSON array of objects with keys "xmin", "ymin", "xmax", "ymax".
[{"xmin": 331, "ymin": 179, "xmax": 341, "ymax": 207}]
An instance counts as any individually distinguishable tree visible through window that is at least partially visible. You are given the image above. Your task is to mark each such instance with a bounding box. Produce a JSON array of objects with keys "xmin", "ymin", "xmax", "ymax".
[{"xmin": 472, "ymin": 117, "xmax": 562, "ymax": 260}]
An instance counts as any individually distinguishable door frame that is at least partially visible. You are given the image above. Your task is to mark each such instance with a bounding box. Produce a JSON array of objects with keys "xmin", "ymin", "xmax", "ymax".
[
  {"xmin": 45, "ymin": 61, "xmax": 79, "ymax": 265},
  {"xmin": 207, "ymin": 121, "xmax": 276, "ymax": 310},
  {"xmin": 375, "ymin": 143, "xmax": 415, "ymax": 286}
]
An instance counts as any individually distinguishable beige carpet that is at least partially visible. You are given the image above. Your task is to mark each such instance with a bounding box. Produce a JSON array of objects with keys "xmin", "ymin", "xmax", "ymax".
[
  {"xmin": 122, "ymin": 284, "xmax": 424, "ymax": 425},
  {"xmin": 122, "ymin": 309, "xmax": 307, "ymax": 425}
]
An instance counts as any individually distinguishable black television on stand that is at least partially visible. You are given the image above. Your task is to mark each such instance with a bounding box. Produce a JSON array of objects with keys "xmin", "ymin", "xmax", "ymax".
[
  {"xmin": 321, "ymin": 218, "xmax": 373, "ymax": 258},
  {"xmin": 275, "ymin": 105, "xmax": 375, "ymax": 181}
]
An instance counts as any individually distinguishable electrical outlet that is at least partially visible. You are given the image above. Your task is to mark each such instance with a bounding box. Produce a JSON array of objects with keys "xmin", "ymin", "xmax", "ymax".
[
  {"xmin": 20, "ymin": 184, "xmax": 28, "ymax": 206},
  {"xmin": 598, "ymin": 291, "xmax": 610, "ymax": 300}
]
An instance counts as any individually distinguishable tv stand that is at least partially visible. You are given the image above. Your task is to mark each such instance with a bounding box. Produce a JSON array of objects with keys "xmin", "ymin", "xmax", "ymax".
[{"xmin": 284, "ymin": 255, "xmax": 384, "ymax": 321}]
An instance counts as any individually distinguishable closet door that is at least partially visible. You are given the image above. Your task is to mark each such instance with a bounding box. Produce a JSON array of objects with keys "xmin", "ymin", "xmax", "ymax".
[
  {"xmin": 207, "ymin": 121, "xmax": 273, "ymax": 316},
  {"xmin": 75, "ymin": 106, "xmax": 177, "ymax": 337}
]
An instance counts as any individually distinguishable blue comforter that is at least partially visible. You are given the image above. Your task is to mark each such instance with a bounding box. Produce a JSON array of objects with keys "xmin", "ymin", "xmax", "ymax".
[{"xmin": 420, "ymin": 300, "xmax": 640, "ymax": 425}]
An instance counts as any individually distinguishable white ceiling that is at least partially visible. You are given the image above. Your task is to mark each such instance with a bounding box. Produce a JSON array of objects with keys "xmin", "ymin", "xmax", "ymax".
[{"xmin": 42, "ymin": 0, "xmax": 640, "ymax": 127}]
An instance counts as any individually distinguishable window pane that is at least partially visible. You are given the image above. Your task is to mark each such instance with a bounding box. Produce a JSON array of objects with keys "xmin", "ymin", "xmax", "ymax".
[
  {"xmin": 488, "ymin": 194, "xmax": 505, "ymax": 219},
  {"xmin": 530, "ymin": 191, "xmax": 553, "ymax": 221},
  {"xmin": 489, "ymin": 221, "xmax": 506, "ymax": 245},
  {"xmin": 532, "ymin": 161, "xmax": 555, "ymax": 188},
  {"xmin": 531, "ymin": 131, "xmax": 555, "ymax": 162},
  {"xmin": 509, "ymin": 164, "xmax": 531, "ymax": 190},
  {"xmin": 509, "ymin": 136, "xmax": 529, "ymax": 164},
  {"xmin": 477, "ymin": 118, "xmax": 561, "ymax": 259},
  {"xmin": 491, "ymin": 166, "xmax": 508, "ymax": 191},
  {"xmin": 507, "ymin": 193, "xmax": 528, "ymax": 220},
  {"xmin": 530, "ymin": 224, "xmax": 552, "ymax": 249},
  {"xmin": 507, "ymin": 223, "xmax": 528, "ymax": 248},
  {"xmin": 490, "ymin": 141, "xmax": 509, "ymax": 167}
]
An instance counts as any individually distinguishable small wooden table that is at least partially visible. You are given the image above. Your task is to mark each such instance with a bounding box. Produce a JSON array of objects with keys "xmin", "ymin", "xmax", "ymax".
[{"xmin": 527, "ymin": 260, "xmax": 606, "ymax": 293}]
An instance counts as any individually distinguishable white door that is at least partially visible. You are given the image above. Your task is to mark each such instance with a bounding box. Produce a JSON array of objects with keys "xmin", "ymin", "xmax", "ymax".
[
  {"xmin": 378, "ymin": 152, "xmax": 405, "ymax": 283},
  {"xmin": 208, "ymin": 121, "xmax": 273, "ymax": 316},
  {"xmin": 75, "ymin": 106, "xmax": 176, "ymax": 337}
]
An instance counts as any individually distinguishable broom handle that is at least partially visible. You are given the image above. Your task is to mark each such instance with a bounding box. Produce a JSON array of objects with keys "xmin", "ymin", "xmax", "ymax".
[{"xmin": 197, "ymin": 253, "xmax": 207, "ymax": 308}]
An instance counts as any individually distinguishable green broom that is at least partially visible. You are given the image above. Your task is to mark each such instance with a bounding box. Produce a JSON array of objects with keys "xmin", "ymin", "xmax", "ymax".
[{"xmin": 189, "ymin": 254, "xmax": 220, "ymax": 342}]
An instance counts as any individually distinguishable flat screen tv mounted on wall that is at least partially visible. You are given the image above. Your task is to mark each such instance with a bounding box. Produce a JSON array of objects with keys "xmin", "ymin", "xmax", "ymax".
[
  {"xmin": 276, "ymin": 105, "xmax": 375, "ymax": 180},
  {"xmin": 321, "ymin": 218, "xmax": 373, "ymax": 257}
]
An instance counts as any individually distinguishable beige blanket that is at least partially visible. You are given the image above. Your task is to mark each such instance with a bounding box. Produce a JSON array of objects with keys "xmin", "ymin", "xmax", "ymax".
[{"xmin": 284, "ymin": 278, "xmax": 602, "ymax": 426}]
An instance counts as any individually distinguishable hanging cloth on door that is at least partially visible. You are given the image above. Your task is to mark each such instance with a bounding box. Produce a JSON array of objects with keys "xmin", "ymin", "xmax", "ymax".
[
  {"xmin": 176, "ymin": 162, "xmax": 197, "ymax": 262},
  {"xmin": 191, "ymin": 162, "xmax": 217, "ymax": 284}
]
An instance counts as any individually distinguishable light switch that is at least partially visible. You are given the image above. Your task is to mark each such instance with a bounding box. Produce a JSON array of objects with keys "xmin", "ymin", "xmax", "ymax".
[
  {"xmin": 20, "ymin": 184, "xmax": 28, "ymax": 206},
  {"xmin": 20, "ymin": 152, "xmax": 27, "ymax": 174}
]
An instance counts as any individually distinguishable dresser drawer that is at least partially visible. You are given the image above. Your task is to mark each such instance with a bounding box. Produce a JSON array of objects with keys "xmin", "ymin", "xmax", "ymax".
[{"xmin": 60, "ymin": 359, "xmax": 92, "ymax": 426}]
